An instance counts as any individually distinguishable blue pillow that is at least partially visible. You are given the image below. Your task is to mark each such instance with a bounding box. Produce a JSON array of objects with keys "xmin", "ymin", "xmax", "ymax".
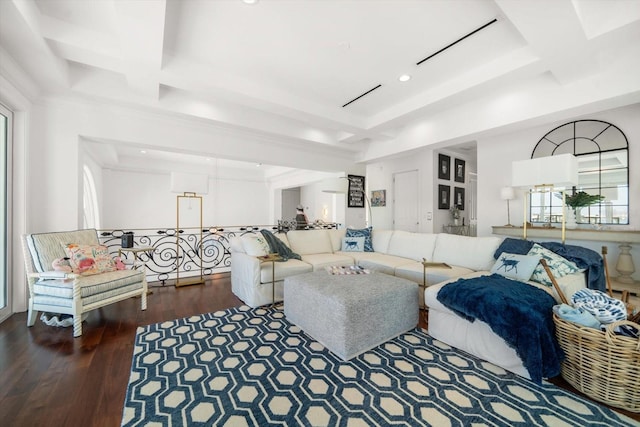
[
  {"xmin": 490, "ymin": 252, "xmax": 540, "ymax": 282},
  {"xmin": 342, "ymin": 236, "xmax": 365, "ymax": 252},
  {"xmin": 345, "ymin": 227, "xmax": 373, "ymax": 252}
]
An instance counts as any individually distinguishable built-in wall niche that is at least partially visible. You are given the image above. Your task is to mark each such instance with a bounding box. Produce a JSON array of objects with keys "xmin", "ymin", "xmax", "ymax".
[
  {"xmin": 529, "ymin": 120, "xmax": 629, "ymax": 226},
  {"xmin": 435, "ymin": 143, "xmax": 477, "ymax": 235}
]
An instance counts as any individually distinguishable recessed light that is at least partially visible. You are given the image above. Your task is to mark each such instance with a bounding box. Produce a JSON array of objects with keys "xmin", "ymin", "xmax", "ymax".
[
  {"xmin": 140, "ymin": 150, "xmax": 147, "ymax": 154},
  {"xmin": 398, "ymin": 74, "xmax": 411, "ymax": 82},
  {"xmin": 242, "ymin": 0, "xmax": 258, "ymax": 4},
  {"xmin": 256, "ymin": 163, "xmax": 262, "ymax": 167}
]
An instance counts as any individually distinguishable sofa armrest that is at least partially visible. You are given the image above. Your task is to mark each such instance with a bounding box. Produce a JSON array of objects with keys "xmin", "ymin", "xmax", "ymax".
[{"xmin": 231, "ymin": 252, "xmax": 261, "ymax": 286}]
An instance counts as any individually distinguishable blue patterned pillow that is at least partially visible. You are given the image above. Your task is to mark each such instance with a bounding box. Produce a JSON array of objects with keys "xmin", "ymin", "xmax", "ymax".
[
  {"xmin": 527, "ymin": 243, "xmax": 582, "ymax": 286},
  {"xmin": 490, "ymin": 252, "xmax": 540, "ymax": 282},
  {"xmin": 342, "ymin": 236, "xmax": 365, "ymax": 252},
  {"xmin": 345, "ymin": 227, "xmax": 373, "ymax": 252}
]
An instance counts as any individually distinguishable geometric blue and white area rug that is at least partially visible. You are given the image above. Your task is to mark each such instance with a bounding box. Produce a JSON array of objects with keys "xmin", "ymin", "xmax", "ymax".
[{"xmin": 122, "ymin": 306, "xmax": 638, "ymax": 427}]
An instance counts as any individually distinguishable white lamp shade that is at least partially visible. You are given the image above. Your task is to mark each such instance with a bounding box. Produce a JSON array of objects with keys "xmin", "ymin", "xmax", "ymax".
[
  {"xmin": 512, "ymin": 153, "xmax": 578, "ymax": 189},
  {"xmin": 322, "ymin": 177, "xmax": 348, "ymax": 194},
  {"xmin": 170, "ymin": 172, "xmax": 209, "ymax": 194},
  {"xmin": 500, "ymin": 186, "xmax": 515, "ymax": 200}
]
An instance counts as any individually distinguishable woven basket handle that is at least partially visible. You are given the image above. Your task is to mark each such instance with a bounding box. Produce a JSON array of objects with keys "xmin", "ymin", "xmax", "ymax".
[{"xmin": 604, "ymin": 319, "xmax": 640, "ymax": 350}]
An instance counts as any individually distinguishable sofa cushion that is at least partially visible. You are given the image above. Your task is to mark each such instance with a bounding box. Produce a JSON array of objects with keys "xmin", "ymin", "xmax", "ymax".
[
  {"xmin": 395, "ymin": 262, "xmax": 474, "ymax": 286},
  {"xmin": 259, "ymin": 259, "xmax": 313, "ymax": 283},
  {"xmin": 371, "ymin": 230, "xmax": 394, "ymax": 254},
  {"xmin": 345, "ymin": 227, "xmax": 373, "ymax": 252},
  {"xmin": 327, "ymin": 229, "xmax": 346, "ymax": 252},
  {"xmin": 25, "ymin": 229, "xmax": 99, "ymax": 273},
  {"xmin": 300, "ymin": 253, "xmax": 354, "ymax": 271},
  {"xmin": 433, "ymin": 234, "xmax": 502, "ymax": 271},
  {"xmin": 33, "ymin": 269, "xmax": 145, "ymax": 299},
  {"xmin": 387, "ymin": 230, "xmax": 437, "ymax": 262},
  {"xmin": 240, "ymin": 234, "xmax": 270, "ymax": 257},
  {"xmin": 357, "ymin": 253, "xmax": 415, "ymax": 276},
  {"xmin": 229, "ymin": 236, "xmax": 245, "ymax": 253},
  {"xmin": 287, "ymin": 230, "xmax": 333, "ymax": 255},
  {"xmin": 275, "ymin": 232, "xmax": 290, "ymax": 248}
]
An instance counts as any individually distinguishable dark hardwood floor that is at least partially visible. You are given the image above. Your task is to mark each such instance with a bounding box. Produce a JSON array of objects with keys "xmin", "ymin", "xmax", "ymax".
[{"xmin": 0, "ymin": 274, "xmax": 637, "ymax": 426}]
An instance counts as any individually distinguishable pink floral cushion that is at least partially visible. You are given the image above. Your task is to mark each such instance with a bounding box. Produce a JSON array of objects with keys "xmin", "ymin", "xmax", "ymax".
[{"xmin": 63, "ymin": 243, "xmax": 116, "ymax": 276}]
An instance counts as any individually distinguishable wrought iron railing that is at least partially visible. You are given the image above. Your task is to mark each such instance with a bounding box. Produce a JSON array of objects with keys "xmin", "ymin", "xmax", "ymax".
[
  {"xmin": 98, "ymin": 226, "xmax": 270, "ymax": 284},
  {"xmin": 98, "ymin": 221, "xmax": 339, "ymax": 284}
]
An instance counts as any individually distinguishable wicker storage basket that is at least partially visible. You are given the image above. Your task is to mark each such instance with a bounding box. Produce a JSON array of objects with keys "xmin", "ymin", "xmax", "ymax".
[{"xmin": 554, "ymin": 314, "xmax": 640, "ymax": 412}]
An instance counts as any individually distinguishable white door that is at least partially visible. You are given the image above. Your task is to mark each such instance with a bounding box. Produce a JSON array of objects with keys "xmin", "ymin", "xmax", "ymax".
[{"xmin": 393, "ymin": 170, "xmax": 419, "ymax": 232}]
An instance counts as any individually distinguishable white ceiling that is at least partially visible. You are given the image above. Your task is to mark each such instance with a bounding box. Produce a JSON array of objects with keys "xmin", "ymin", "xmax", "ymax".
[{"xmin": 1, "ymin": 0, "xmax": 639, "ymax": 175}]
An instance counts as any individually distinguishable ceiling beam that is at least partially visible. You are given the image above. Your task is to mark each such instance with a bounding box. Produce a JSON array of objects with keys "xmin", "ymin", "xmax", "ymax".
[
  {"xmin": 113, "ymin": 0, "xmax": 166, "ymax": 99},
  {"xmin": 495, "ymin": 0, "xmax": 595, "ymax": 85},
  {"xmin": 10, "ymin": 0, "xmax": 69, "ymax": 88}
]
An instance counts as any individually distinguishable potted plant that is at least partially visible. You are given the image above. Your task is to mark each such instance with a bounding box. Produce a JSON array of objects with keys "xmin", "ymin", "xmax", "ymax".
[
  {"xmin": 560, "ymin": 191, "xmax": 605, "ymax": 227},
  {"xmin": 450, "ymin": 205, "xmax": 461, "ymax": 225}
]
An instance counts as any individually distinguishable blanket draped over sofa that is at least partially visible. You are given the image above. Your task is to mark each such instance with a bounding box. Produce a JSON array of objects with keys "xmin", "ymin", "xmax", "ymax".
[
  {"xmin": 259, "ymin": 229, "xmax": 301, "ymax": 261},
  {"xmin": 494, "ymin": 238, "xmax": 605, "ymax": 292},
  {"xmin": 436, "ymin": 274, "xmax": 563, "ymax": 383}
]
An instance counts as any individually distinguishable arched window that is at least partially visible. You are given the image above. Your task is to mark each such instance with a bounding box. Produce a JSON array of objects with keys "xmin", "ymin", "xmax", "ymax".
[
  {"xmin": 530, "ymin": 120, "xmax": 629, "ymax": 225},
  {"xmin": 83, "ymin": 165, "xmax": 100, "ymax": 229}
]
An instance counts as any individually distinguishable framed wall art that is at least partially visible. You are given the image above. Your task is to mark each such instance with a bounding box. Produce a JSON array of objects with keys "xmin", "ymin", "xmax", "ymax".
[
  {"xmin": 371, "ymin": 189, "xmax": 386, "ymax": 207},
  {"xmin": 438, "ymin": 154, "xmax": 451, "ymax": 180},
  {"xmin": 454, "ymin": 186, "xmax": 465, "ymax": 210},
  {"xmin": 347, "ymin": 174, "xmax": 365, "ymax": 208},
  {"xmin": 438, "ymin": 185, "xmax": 450, "ymax": 209},
  {"xmin": 454, "ymin": 158, "xmax": 466, "ymax": 183}
]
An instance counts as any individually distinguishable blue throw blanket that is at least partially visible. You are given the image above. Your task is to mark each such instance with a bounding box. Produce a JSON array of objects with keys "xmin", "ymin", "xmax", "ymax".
[
  {"xmin": 494, "ymin": 238, "xmax": 605, "ymax": 292},
  {"xmin": 436, "ymin": 274, "xmax": 563, "ymax": 383},
  {"xmin": 259, "ymin": 229, "xmax": 301, "ymax": 261}
]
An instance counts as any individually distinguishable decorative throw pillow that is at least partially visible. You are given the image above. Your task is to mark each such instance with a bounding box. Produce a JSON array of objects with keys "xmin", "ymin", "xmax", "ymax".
[
  {"xmin": 490, "ymin": 252, "xmax": 541, "ymax": 282},
  {"xmin": 345, "ymin": 227, "xmax": 373, "ymax": 252},
  {"xmin": 62, "ymin": 243, "xmax": 116, "ymax": 276},
  {"xmin": 527, "ymin": 243, "xmax": 582, "ymax": 286},
  {"xmin": 241, "ymin": 234, "xmax": 270, "ymax": 257},
  {"xmin": 342, "ymin": 236, "xmax": 365, "ymax": 252}
]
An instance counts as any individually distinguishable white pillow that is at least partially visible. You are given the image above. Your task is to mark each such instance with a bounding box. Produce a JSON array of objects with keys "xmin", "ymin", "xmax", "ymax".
[
  {"xmin": 527, "ymin": 243, "xmax": 583, "ymax": 286},
  {"xmin": 241, "ymin": 234, "xmax": 270, "ymax": 257},
  {"xmin": 490, "ymin": 252, "xmax": 541, "ymax": 282},
  {"xmin": 342, "ymin": 236, "xmax": 365, "ymax": 252}
]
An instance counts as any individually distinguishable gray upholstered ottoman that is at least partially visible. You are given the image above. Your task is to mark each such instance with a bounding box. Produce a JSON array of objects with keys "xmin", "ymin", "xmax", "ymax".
[{"xmin": 284, "ymin": 271, "xmax": 419, "ymax": 360}]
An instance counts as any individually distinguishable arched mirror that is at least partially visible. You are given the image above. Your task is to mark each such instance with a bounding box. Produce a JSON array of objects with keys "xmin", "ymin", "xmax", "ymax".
[{"xmin": 529, "ymin": 120, "xmax": 629, "ymax": 225}]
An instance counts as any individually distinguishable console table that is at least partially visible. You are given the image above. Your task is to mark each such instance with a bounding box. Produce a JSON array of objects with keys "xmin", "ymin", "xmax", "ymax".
[{"xmin": 443, "ymin": 224, "xmax": 470, "ymax": 236}]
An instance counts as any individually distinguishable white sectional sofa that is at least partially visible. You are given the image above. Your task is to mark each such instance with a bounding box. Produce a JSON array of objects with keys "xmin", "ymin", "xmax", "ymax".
[
  {"xmin": 230, "ymin": 228, "xmax": 503, "ymax": 308},
  {"xmin": 230, "ymin": 227, "xmax": 591, "ymax": 380}
]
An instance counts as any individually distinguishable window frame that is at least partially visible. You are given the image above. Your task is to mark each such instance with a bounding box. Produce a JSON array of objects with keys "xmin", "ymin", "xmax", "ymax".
[{"xmin": 529, "ymin": 120, "xmax": 629, "ymax": 226}]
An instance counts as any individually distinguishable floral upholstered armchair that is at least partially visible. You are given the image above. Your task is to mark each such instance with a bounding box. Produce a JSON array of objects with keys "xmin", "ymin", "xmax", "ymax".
[{"xmin": 21, "ymin": 229, "xmax": 147, "ymax": 337}]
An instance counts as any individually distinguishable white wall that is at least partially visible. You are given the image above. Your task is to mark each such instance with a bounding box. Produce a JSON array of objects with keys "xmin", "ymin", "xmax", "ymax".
[
  {"xmin": 366, "ymin": 149, "xmax": 434, "ymax": 232},
  {"xmin": 101, "ymin": 170, "xmax": 271, "ymax": 230}
]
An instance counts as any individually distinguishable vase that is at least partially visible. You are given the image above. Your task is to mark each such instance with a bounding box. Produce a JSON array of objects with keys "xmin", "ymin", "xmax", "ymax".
[
  {"xmin": 453, "ymin": 218, "xmax": 459, "ymax": 226},
  {"xmin": 564, "ymin": 207, "xmax": 577, "ymax": 229}
]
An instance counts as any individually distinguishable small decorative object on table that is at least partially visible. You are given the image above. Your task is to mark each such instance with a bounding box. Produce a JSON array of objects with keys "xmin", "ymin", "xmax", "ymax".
[{"xmin": 450, "ymin": 205, "xmax": 461, "ymax": 225}]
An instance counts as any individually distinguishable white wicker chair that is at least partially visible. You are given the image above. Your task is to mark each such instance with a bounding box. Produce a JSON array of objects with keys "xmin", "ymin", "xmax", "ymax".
[{"xmin": 21, "ymin": 229, "xmax": 147, "ymax": 337}]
